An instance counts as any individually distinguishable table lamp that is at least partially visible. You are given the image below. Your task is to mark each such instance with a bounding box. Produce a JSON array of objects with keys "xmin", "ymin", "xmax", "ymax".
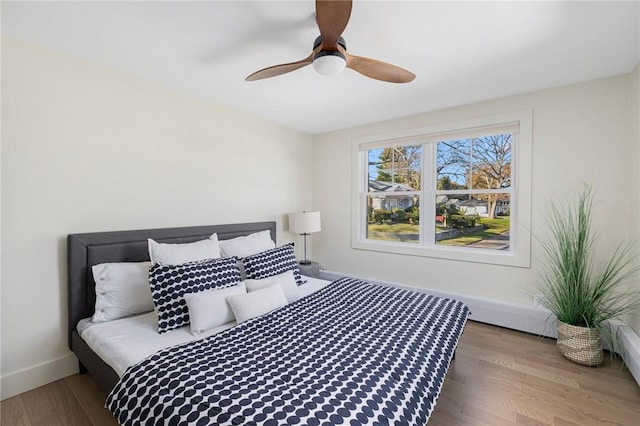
[{"xmin": 288, "ymin": 211, "xmax": 321, "ymax": 265}]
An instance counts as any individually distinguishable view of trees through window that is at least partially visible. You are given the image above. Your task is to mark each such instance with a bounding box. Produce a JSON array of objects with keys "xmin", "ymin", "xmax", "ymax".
[
  {"xmin": 366, "ymin": 133, "xmax": 512, "ymax": 250},
  {"xmin": 367, "ymin": 145, "xmax": 421, "ymax": 244}
]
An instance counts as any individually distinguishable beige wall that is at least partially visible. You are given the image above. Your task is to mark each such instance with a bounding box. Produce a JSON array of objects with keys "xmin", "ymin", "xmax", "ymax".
[
  {"xmin": 312, "ymin": 73, "xmax": 638, "ymax": 332},
  {"xmin": 0, "ymin": 37, "xmax": 313, "ymax": 397}
]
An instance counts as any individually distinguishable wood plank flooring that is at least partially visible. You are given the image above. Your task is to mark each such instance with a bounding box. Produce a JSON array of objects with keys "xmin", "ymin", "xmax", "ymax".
[{"xmin": 2, "ymin": 321, "xmax": 638, "ymax": 425}]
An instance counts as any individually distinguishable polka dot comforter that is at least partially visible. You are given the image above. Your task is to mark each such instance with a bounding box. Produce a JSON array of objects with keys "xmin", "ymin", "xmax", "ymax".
[{"xmin": 106, "ymin": 277, "xmax": 470, "ymax": 426}]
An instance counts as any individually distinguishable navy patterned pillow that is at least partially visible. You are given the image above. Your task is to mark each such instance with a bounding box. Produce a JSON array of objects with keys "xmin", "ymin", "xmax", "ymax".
[
  {"xmin": 149, "ymin": 256, "xmax": 242, "ymax": 333},
  {"xmin": 242, "ymin": 243, "xmax": 303, "ymax": 285}
]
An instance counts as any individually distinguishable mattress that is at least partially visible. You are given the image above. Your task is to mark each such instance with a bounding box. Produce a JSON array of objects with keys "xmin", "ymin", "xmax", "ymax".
[{"xmin": 78, "ymin": 276, "xmax": 331, "ymax": 377}]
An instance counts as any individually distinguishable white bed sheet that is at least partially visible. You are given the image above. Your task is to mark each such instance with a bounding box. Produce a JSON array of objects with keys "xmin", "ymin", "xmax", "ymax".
[{"xmin": 78, "ymin": 276, "xmax": 331, "ymax": 377}]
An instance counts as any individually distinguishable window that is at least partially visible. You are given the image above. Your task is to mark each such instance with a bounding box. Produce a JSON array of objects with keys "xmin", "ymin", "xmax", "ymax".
[{"xmin": 352, "ymin": 111, "xmax": 532, "ymax": 267}]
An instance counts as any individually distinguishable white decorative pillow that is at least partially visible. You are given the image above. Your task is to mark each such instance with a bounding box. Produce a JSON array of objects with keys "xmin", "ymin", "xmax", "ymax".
[
  {"xmin": 245, "ymin": 270, "xmax": 301, "ymax": 303},
  {"xmin": 226, "ymin": 283, "xmax": 288, "ymax": 324},
  {"xmin": 184, "ymin": 282, "xmax": 247, "ymax": 335},
  {"xmin": 219, "ymin": 230, "xmax": 275, "ymax": 258},
  {"xmin": 148, "ymin": 234, "xmax": 220, "ymax": 265},
  {"xmin": 92, "ymin": 261, "xmax": 153, "ymax": 322}
]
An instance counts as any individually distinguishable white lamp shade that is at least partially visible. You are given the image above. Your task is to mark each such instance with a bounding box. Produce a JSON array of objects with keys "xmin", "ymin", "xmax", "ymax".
[{"xmin": 289, "ymin": 211, "xmax": 321, "ymax": 234}]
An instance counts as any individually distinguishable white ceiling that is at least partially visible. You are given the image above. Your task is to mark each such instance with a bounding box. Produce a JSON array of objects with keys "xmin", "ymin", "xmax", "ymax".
[{"xmin": 2, "ymin": 1, "xmax": 639, "ymax": 135}]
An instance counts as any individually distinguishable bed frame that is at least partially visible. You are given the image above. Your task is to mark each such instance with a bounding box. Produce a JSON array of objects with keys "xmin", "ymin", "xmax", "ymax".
[{"xmin": 67, "ymin": 221, "xmax": 277, "ymax": 393}]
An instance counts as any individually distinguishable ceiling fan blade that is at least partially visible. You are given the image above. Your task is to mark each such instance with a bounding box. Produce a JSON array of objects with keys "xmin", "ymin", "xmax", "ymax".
[
  {"xmin": 245, "ymin": 53, "xmax": 314, "ymax": 81},
  {"xmin": 345, "ymin": 53, "xmax": 415, "ymax": 83},
  {"xmin": 316, "ymin": 0, "xmax": 352, "ymax": 48}
]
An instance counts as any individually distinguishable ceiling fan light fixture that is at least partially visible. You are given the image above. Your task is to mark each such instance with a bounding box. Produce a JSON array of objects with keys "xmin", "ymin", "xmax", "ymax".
[
  {"xmin": 245, "ymin": 2, "xmax": 414, "ymax": 83},
  {"xmin": 313, "ymin": 50, "xmax": 346, "ymax": 76}
]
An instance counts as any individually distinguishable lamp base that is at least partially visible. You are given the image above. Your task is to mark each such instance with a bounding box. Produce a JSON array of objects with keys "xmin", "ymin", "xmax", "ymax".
[{"xmin": 299, "ymin": 260, "xmax": 312, "ymax": 265}]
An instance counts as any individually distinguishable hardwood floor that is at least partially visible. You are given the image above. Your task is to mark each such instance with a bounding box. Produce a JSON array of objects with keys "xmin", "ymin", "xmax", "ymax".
[
  {"xmin": 1, "ymin": 373, "xmax": 118, "ymax": 426},
  {"xmin": 2, "ymin": 321, "xmax": 639, "ymax": 425}
]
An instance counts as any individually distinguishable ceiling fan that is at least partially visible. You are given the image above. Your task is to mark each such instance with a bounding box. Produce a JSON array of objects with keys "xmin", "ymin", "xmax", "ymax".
[{"xmin": 245, "ymin": 0, "xmax": 415, "ymax": 83}]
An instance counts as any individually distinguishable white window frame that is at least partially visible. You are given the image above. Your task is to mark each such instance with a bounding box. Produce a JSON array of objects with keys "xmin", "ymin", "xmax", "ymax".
[{"xmin": 352, "ymin": 110, "xmax": 532, "ymax": 268}]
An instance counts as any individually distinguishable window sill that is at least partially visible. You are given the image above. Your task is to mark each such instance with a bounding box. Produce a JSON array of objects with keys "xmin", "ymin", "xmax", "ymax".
[{"xmin": 352, "ymin": 239, "xmax": 530, "ymax": 268}]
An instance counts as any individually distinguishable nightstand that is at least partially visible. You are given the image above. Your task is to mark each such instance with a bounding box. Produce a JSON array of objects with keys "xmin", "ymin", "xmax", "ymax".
[{"xmin": 298, "ymin": 261, "xmax": 320, "ymax": 278}]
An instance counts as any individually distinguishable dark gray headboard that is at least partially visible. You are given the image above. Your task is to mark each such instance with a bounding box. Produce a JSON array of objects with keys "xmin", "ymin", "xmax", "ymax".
[{"xmin": 67, "ymin": 221, "xmax": 276, "ymax": 348}]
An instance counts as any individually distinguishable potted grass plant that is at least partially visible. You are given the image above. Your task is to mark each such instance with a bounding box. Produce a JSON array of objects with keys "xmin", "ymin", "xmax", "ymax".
[{"xmin": 537, "ymin": 185, "xmax": 640, "ymax": 366}]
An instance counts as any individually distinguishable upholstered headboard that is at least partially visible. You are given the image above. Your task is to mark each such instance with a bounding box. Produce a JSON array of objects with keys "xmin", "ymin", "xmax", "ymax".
[{"xmin": 67, "ymin": 221, "xmax": 276, "ymax": 348}]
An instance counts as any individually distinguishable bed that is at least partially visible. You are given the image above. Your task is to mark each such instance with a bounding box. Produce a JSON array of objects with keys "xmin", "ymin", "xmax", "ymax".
[{"xmin": 68, "ymin": 222, "xmax": 470, "ymax": 425}]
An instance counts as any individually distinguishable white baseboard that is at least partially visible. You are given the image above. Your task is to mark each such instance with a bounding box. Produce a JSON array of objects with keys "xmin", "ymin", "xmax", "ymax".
[
  {"xmin": 1, "ymin": 353, "xmax": 78, "ymax": 400},
  {"xmin": 320, "ymin": 270, "xmax": 640, "ymax": 386}
]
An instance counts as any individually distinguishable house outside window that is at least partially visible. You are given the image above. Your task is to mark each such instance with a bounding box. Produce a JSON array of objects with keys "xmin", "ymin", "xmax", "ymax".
[{"xmin": 352, "ymin": 111, "xmax": 532, "ymax": 267}]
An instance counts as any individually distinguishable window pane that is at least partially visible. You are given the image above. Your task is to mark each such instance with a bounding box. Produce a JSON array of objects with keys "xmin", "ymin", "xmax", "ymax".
[
  {"xmin": 469, "ymin": 134, "xmax": 512, "ymax": 190},
  {"xmin": 436, "ymin": 134, "xmax": 512, "ymax": 190},
  {"xmin": 368, "ymin": 147, "xmax": 385, "ymax": 187},
  {"xmin": 366, "ymin": 195, "xmax": 419, "ymax": 243},
  {"xmin": 435, "ymin": 194, "xmax": 510, "ymax": 250},
  {"xmin": 437, "ymin": 172, "xmax": 467, "ymax": 190},
  {"xmin": 437, "ymin": 139, "xmax": 469, "ymax": 189},
  {"xmin": 367, "ymin": 145, "xmax": 422, "ymax": 191}
]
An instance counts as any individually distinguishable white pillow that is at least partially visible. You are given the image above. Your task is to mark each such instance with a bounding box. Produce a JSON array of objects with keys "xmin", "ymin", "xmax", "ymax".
[
  {"xmin": 183, "ymin": 282, "xmax": 247, "ymax": 335},
  {"xmin": 226, "ymin": 283, "xmax": 287, "ymax": 323},
  {"xmin": 148, "ymin": 234, "xmax": 220, "ymax": 265},
  {"xmin": 92, "ymin": 261, "xmax": 153, "ymax": 322},
  {"xmin": 245, "ymin": 270, "xmax": 301, "ymax": 303},
  {"xmin": 219, "ymin": 230, "xmax": 275, "ymax": 258}
]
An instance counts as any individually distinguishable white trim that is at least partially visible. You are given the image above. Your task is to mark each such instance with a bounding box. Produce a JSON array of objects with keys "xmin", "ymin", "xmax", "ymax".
[
  {"xmin": 351, "ymin": 110, "xmax": 532, "ymax": 268},
  {"xmin": 351, "ymin": 238, "xmax": 527, "ymax": 267},
  {"xmin": 354, "ymin": 114, "xmax": 522, "ymax": 147},
  {"xmin": 0, "ymin": 353, "xmax": 79, "ymax": 400},
  {"xmin": 352, "ymin": 144, "xmax": 364, "ymax": 243},
  {"xmin": 617, "ymin": 325, "xmax": 640, "ymax": 386},
  {"xmin": 319, "ymin": 270, "xmax": 640, "ymax": 387}
]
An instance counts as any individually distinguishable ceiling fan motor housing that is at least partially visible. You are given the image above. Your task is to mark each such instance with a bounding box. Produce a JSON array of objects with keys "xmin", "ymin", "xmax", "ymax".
[
  {"xmin": 312, "ymin": 36, "xmax": 347, "ymax": 76},
  {"xmin": 313, "ymin": 36, "xmax": 347, "ymax": 52}
]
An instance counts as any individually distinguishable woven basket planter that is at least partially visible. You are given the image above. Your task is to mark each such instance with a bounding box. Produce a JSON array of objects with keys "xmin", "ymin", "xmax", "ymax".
[{"xmin": 557, "ymin": 321, "xmax": 603, "ymax": 366}]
